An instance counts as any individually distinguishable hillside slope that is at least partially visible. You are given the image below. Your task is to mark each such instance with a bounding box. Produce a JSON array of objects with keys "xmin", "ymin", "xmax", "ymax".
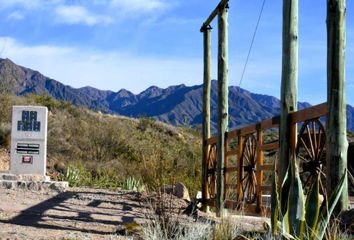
[
  {"xmin": 0, "ymin": 94, "xmax": 202, "ymax": 193},
  {"xmin": 1, "ymin": 58, "xmax": 353, "ymax": 131}
]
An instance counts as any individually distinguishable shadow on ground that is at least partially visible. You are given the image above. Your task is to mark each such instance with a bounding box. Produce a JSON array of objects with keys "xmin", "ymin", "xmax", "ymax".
[{"xmin": 0, "ymin": 190, "xmax": 147, "ymax": 235}]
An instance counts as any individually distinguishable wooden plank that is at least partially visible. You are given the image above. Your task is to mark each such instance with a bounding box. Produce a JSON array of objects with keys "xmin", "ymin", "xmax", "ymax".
[
  {"xmin": 207, "ymin": 137, "xmax": 217, "ymax": 145},
  {"xmin": 228, "ymin": 116, "xmax": 279, "ymax": 140},
  {"xmin": 260, "ymin": 117, "xmax": 280, "ymax": 129},
  {"xmin": 260, "ymin": 164, "xmax": 274, "ymax": 171},
  {"xmin": 221, "ymin": 103, "xmax": 326, "ymax": 148},
  {"xmin": 207, "ymin": 200, "xmax": 270, "ymax": 216},
  {"xmin": 224, "ymin": 201, "xmax": 266, "ymax": 215},
  {"xmin": 256, "ymin": 129, "xmax": 263, "ymax": 211},
  {"xmin": 224, "ymin": 133, "xmax": 229, "ymax": 200},
  {"xmin": 261, "ymin": 142, "xmax": 279, "ymax": 151},
  {"xmin": 240, "ymin": 124, "xmax": 257, "ymax": 136},
  {"xmin": 225, "ymin": 167, "xmax": 238, "ymax": 172},
  {"xmin": 200, "ymin": 0, "xmax": 229, "ymax": 32},
  {"xmin": 291, "ymin": 103, "xmax": 327, "ymax": 124},
  {"xmin": 228, "ymin": 129, "xmax": 239, "ymax": 139},
  {"xmin": 225, "ymin": 200, "xmax": 240, "ymax": 209},
  {"xmin": 272, "ymin": 116, "xmax": 281, "ymax": 125}
]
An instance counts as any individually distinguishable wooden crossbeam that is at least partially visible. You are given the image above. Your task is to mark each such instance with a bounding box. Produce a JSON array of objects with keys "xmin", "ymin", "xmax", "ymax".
[{"xmin": 200, "ymin": 0, "xmax": 229, "ymax": 32}]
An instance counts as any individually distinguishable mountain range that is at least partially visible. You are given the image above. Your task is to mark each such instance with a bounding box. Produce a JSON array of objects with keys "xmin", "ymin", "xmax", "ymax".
[{"xmin": 0, "ymin": 58, "xmax": 353, "ymax": 132}]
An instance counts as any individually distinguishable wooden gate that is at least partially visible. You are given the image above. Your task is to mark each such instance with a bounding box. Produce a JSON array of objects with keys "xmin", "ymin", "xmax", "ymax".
[{"xmin": 203, "ymin": 103, "xmax": 328, "ymax": 215}]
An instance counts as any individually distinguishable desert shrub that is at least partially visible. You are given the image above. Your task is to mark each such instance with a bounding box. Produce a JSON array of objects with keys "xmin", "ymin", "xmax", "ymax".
[
  {"xmin": 0, "ymin": 94, "xmax": 202, "ymax": 193},
  {"xmin": 137, "ymin": 117, "xmax": 156, "ymax": 132},
  {"xmin": 324, "ymin": 218, "xmax": 352, "ymax": 240},
  {"xmin": 87, "ymin": 167, "xmax": 121, "ymax": 189},
  {"xmin": 0, "ymin": 85, "xmax": 12, "ymax": 147},
  {"xmin": 142, "ymin": 193, "xmax": 212, "ymax": 240},
  {"xmin": 142, "ymin": 217, "xmax": 212, "ymax": 240},
  {"xmin": 59, "ymin": 162, "xmax": 122, "ymax": 190},
  {"xmin": 31, "ymin": 94, "xmax": 71, "ymax": 111},
  {"xmin": 0, "ymin": 123, "xmax": 11, "ymax": 147},
  {"xmin": 210, "ymin": 219, "xmax": 242, "ymax": 240},
  {"xmin": 121, "ymin": 176, "xmax": 145, "ymax": 192},
  {"xmin": 0, "ymin": 96, "xmax": 11, "ymax": 124}
]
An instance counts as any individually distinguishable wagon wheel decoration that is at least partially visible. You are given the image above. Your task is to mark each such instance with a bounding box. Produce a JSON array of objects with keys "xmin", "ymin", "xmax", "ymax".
[
  {"xmin": 206, "ymin": 143, "xmax": 217, "ymax": 199},
  {"xmin": 296, "ymin": 118, "xmax": 326, "ymax": 195},
  {"xmin": 239, "ymin": 134, "xmax": 258, "ymax": 204}
]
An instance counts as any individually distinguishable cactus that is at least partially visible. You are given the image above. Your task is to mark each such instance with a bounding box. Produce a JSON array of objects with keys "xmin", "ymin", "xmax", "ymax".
[{"xmin": 271, "ymin": 153, "xmax": 347, "ymax": 239}]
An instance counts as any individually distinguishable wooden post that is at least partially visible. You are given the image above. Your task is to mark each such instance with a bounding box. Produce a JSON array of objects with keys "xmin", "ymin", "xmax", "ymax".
[
  {"xmin": 224, "ymin": 133, "xmax": 229, "ymax": 200},
  {"xmin": 202, "ymin": 26, "xmax": 212, "ymax": 210},
  {"xmin": 216, "ymin": 4, "xmax": 229, "ymax": 217},
  {"xmin": 326, "ymin": 0, "xmax": 349, "ymax": 212},
  {"xmin": 279, "ymin": 0, "xmax": 298, "ymax": 183},
  {"xmin": 237, "ymin": 135, "xmax": 243, "ymax": 202},
  {"xmin": 256, "ymin": 127, "xmax": 263, "ymax": 213}
]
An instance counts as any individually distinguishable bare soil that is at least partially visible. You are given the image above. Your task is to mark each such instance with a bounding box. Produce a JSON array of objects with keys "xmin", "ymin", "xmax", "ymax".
[{"xmin": 0, "ymin": 187, "xmax": 161, "ymax": 240}]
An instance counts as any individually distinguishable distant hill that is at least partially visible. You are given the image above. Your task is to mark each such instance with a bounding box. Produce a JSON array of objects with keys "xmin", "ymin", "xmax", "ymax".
[{"xmin": 1, "ymin": 58, "xmax": 353, "ymax": 132}]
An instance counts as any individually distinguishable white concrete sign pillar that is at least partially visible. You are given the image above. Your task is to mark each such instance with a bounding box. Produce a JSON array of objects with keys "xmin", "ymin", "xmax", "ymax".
[{"xmin": 10, "ymin": 106, "xmax": 48, "ymax": 175}]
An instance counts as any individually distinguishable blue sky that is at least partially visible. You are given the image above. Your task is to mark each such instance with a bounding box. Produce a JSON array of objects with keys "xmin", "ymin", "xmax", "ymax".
[{"xmin": 0, "ymin": 0, "xmax": 353, "ymax": 105}]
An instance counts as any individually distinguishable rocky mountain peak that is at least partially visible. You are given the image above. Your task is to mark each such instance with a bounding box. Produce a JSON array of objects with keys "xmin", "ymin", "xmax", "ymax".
[{"xmin": 0, "ymin": 58, "xmax": 353, "ymax": 132}]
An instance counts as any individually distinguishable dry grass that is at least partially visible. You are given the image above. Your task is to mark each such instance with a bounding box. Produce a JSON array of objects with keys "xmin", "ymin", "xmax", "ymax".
[{"xmin": 0, "ymin": 94, "xmax": 202, "ymax": 193}]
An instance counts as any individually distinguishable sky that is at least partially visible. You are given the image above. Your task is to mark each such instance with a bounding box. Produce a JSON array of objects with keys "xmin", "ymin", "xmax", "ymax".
[{"xmin": 0, "ymin": 0, "xmax": 353, "ymax": 105}]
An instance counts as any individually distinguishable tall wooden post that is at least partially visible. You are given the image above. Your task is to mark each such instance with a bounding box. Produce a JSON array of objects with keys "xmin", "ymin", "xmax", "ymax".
[
  {"xmin": 216, "ymin": 4, "xmax": 228, "ymax": 217},
  {"xmin": 279, "ymin": 0, "xmax": 298, "ymax": 182},
  {"xmin": 237, "ymin": 135, "xmax": 243, "ymax": 201},
  {"xmin": 256, "ymin": 127, "xmax": 264, "ymax": 213},
  {"xmin": 202, "ymin": 26, "xmax": 212, "ymax": 208},
  {"xmin": 326, "ymin": 0, "xmax": 349, "ymax": 212}
]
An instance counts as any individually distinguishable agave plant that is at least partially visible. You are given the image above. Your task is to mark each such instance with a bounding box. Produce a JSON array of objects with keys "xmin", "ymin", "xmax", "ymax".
[
  {"xmin": 271, "ymin": 153, "xmax": 347, "ymax": 240},
  {"xmin": 65, "ymin": 165, "xmax": 80, "ymax": 187},
  {"xmin": 122, "ymin": 176, "xmax": 145, "ymax": 192}
]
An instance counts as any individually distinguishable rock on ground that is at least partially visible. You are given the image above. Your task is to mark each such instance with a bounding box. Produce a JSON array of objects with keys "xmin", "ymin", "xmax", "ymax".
[{"xmin": 173, "ymin": 182, "xmax": 190, "ymax": 202}]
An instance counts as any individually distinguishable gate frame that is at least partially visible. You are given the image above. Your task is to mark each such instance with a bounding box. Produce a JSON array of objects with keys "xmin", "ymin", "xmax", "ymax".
[{"xmin": 200, "ymin": 0, "xmax": 348, "ymax": 216}]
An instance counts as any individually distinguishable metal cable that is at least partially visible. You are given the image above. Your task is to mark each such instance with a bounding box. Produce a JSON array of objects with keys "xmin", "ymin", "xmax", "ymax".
[{"xmin": 238, "ymin": 0, "xmax": 266, "ymax": 89}]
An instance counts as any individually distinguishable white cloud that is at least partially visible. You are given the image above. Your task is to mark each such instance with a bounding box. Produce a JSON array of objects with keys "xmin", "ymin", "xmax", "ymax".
[
  {"xmin": 109, "ymin": 0, "xmax": 173, "ymax": 14},
  {"xmin": 0, "ymin": 0, "xmax": 40, "ymax": 9},
  {"xmin": 7, "ymin": 11, "xmax": 24, "ymax": 21},
  {"xmin": 54, "ymin": 5, "xmax": 112, "ymax": 26},
  {"xmin": 0, "ymin": 0, "xmax": 175, "ymax": 23},
  {"xmin": 0, "ymin": 37, "xmax": 201, "ymax": 93},
  {"xmin": 0, "ymin": 37, "xmax": 74, "ymax": 59},
  {"xmin": 0, "ymin": 0, "xmax": 62, "ymax": 9}
]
